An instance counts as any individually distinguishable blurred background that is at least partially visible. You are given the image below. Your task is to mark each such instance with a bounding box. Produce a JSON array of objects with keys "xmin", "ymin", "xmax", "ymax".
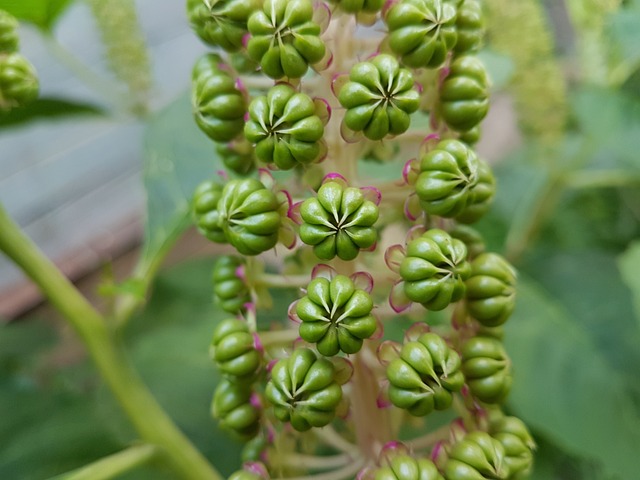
[{"xmin": 1, "ymin": 0, "xmax": 640, "ymax": 479}]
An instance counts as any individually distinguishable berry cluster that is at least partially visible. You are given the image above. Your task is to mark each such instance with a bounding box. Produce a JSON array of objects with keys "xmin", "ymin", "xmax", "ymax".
[{"xmin": 186, "ymin": 0, "xmax": 534, "ymax": 478}]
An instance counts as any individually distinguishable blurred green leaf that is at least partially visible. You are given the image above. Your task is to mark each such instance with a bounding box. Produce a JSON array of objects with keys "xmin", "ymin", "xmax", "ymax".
[
  {"xmin": 0, "ymin": 98, "xmax": 103, "ymax": 129},
  {"xmin": 0, "ymin": 0, "xmax": 73, "ymax": 30},
  {"xmin": 505, "ymin": 276, "xmax": 640, "ymax": 480},
  {"xmin": 607, "ymin": 10, "xmax": 640, "ymax": 77},
  {"xmin": 618, "ymin": 241, "xmax": 640, "ymax": 327}
]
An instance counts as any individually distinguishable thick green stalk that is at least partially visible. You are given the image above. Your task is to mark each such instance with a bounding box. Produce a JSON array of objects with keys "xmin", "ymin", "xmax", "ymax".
[{"xmin": 0, "ymin": 205, "xmax": 221, "ymax": 480}]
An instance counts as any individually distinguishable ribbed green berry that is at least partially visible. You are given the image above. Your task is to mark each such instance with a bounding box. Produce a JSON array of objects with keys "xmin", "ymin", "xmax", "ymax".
[
  {"xmin": 244, "ymin": 84, "xmax": 324, "ymax": 169},
  {"xmin": 444, "ymin": 431, "xmax": 508, "ymax": 480},
  {"xmin": 454, "ymin": 0, "xmax": 484, "ymax": 55},
  {"xmin": 299, "ymin": 181, "xmax": 379, "ymax": 261},
  {"xmin": 228, "ymin": 463, "xmax": 270, "ymax": 480},
  {"xmin": 458, "ymin": 125, "xmax": 481, "ymax": 145},
  {"xmin": 213, "ymin": 256, "xmax": 251, "ymax": 314},
  {"xmin": 212, "ymin": 379, "xmax": 261, "ymax": 440},
  {"xmin": 192, "ymin": 54, "xmax": 246, "ymax": 142},
  {"xmin": 400, "ymin": 229, "xmax": 471, "ymax": 311},
  {"xmin": 386, "ymin": 332, "xmax": 464, "ymax": 416},
  {"xmin": 210, "ymin": 318, "xmax": 261, "ymax": 381},
  {"xmin": 385, "ymin": 0, "xmax": 457, "ymax": 69},
  {"xmin": 186, "ymin": 0, "xmax": 261, "ymax": 51},
  {"xmin": 373, "ymin": 455, "xmax": 444, "ymax": 480},
  {"xmin": 490, "ymin": 416, "xmax": 535, "ymax": 479},
  {"xmin": 247, "ymin": 0, "xmax": 325, "ymax": 79},
  {"xmin": 297, "ymin": 275, "xmax": 376, "ymax": 356},
  {"xmin": 449, "ymin": 224, "xmax": 485, "ymax": 259},
  {"xmin": 0, "ymin": 53, "xmax": 38, "ymax": 110},
  {"xmin": 415, "ymin": 139, "xmax": 492, "ymax": 220},
  {"xmin": 217, "ymin": 139, "xmax": 256, "ymax": 175},
  {"xmin": 455, "ymin": 159, "xmax": 494, "ymax": 224},
  {"xmin": 242, "ymin": 435, "xmax": 267, "ymax": 462},
  {"xmin": 439, "ymin": 55, "xmax": 489, "ymax": 133},
  {"xmin": 331, "ymin": 0, "xmax": 384, "ymax": 14},
  {"xmin": 338, "ymin": 54, "xmax": 420, "ymax": 140},
  {"xmin": 465, "ymin": 253, "xmax": 516, "ymax": 327},
  {"xmin": 217, "ymin": 178, "xmax": 282, "ymax": 255},
  {"xmin": 461, "ymin": 336, "xmax": 512, "ymax": 403},
  {"xmin": 0, "ymin": 10, "xmax": 19, "ymax": 53},
  {"xmin": 192, "ymin": 180, "xmax": 227, "ymax": 243},
  {"xmin": 265, "ymin": 348, "xmax": 342, "ymax": 431}
]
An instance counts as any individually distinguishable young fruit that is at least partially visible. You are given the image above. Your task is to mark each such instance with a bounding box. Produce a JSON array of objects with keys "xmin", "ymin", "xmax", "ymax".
[
  {"xmin": 210, "ymin": 318, "xmax": 261, "ymax": 382},
  {"xmin": 461, "ymin": 336, "xmax": 512, "ymax": 403}
]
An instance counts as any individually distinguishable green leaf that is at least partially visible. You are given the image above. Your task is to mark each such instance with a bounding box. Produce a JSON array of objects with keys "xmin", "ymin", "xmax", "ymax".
[
  {"xmin": 0, "ymin": 0, "xmax": 73, "ymax": 30},
  {"xmin": 0, "ymin": 98, "xmax": 103, "ymax": 129},
  {"xmin": 505, "ymin": 276, "xmax": 640, "ymax": 480},
  {"xmin": 618, "ymin": 241, "xmax": 640, "ymax": 328}
]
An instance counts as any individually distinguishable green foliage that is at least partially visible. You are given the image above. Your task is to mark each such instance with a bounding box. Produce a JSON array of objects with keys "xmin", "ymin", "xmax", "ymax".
[
  {"xmin": 0, "ymin": 97, "xmax": 102, "ymax": 128},
  {"xmin": 0, "ymin": 0, "xmax": 73, "ymax": 30}
]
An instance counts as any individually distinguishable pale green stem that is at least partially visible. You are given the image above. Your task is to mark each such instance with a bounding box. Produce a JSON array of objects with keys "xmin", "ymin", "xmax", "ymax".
[
  {"xmin": 279, "ymin": 456, "xmax": 366, "ymax": 480},
  {"xmin": 563, "ymin": 170, "xmax": 640, "ymax": 189},
  {"xmin": 48, "ymin": 444, "xmax": 158, "ymax": 480},
  {"xmin": 258, "ymin": 329, "xmax": 300, "ymax": 347},
  {"xmin": 259, "ymin": 273, "xmax": 310, "ymax": 289},
  {"xmin": 404, "ymin": 424, "xmax": 451, "ymax": 451},
  {"xmin": 275, "ymin": 453, "xmax": 354, "ymax": 470},
  {"xmin": 314, "ymin": 426, "xmax": 360, "ymax": 456},
  {"xmin": 0, "ymin": 205, "xmax": 221, "ymax": 480}
]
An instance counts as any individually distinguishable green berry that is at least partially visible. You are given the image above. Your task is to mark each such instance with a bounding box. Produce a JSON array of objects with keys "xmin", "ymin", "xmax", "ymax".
[
  {"xmin": 399, "ymin": 229, "xmax": 471, "ymax": 311},
  {"xmin": 373, "ymin": 455, "xmax": 444, "ymax": 480},
  {"xmin": 455, "ymin": 158, "xmax": 494, "ymax": 224},
  {"xmin": 461, "ymin": 336, "xmax": 512, "ymax": 403},
  {"xmin": 228, "ymin": 463, "xmax": 270, "ymax": 480},
  {"xmin": 449, "ymin": 224, "xmax": 485, "ymax": 259},
  {"xmin": 385, "ymin": 0, "xmax": 457, "ymax": 69},
  {"xmin": 454, "ymin": 0, "xmax": 484, "ymax": 55},
  {"xmin": 212, "ymin": 379, "xmax": 261, "ymax": 440},
  {"xmin": 192, "ymin": 54, "xmax": 246, "ymax": 142},
  {"xmin": 444, "ymin": 431, "xmax": 508, "ymax": 480},
  {"xmin": 490, "ymin": 415, "xmax": 535, "ymax": 479},
  {"xmin": 210, "ymin": 318, "xmax": 261, "ymax": 381},
  {"xmin": 192, "ymin": 180, "xmax": 227, "ymax": 243},
  {"xmin": 217, "ymin": 139, "xmax": 256, "ymax": 175},
  {"xmin": 465, "ymin": 253, "xmax": 517, "ymax": 327},
  {"xmin": 0, "ymin": 10, "xmax": 19, "ymax": 53},
  {"xmin": 241, "ymin": 435, "xmax": 268, "ymax": 462},
  {"xmin": 439, "ymin": 55, "xmax": 489, "ymax": 133},
  {"xmin": 265, "ymin": 348, "xmax": 342, "ymax": 431},
  {"xmin": 338, "ymin": 54, "xmax": 420, "ymax": 140},
  {"xmin": 217, "ymin": 178, "xmax": 282, "ymax": 255},
  {"xmin": 247, "ymin": 0, "xmax": 326, "ymax": 79},
  {"xmin": 0, "ymin": 53, "xmax": 38, "ymax": 110},
  {"xmin": 458, "ymin": 125, "xmax": 481, "ymax": 145},
  {"xmin": 213, "ymin": 256, "xmax": 252, "ymax": 314},
  {"xmin": 299, "ymin": 181, "xmax": 379, "ymax": 261},
  {"xmin": 244, "ymin": 84, "xmax": 325, "ymax": 169},
  {"xmin": 297, "ymin": 274, "xmax": 376, "ymax": 356},
  {"xmin": 386, "ymin": 332, "xmax": 464, "ymax": 416},
  {"xmin": 331, "ymin": 0, "xmax": 384, "ymax": 14}
]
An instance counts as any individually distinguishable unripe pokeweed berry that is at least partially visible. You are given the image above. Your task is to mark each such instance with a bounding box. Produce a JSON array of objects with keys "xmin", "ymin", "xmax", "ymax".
[
  {"xmin": 217, "ymin": 178, "xmax": 282, "ymax": 255},
  {"xmin": 192, "ymin": 54, "xmax": 246, "ymax": 142},
  {"xmin": 453, "ymin": 0, "xmax": 484, "ymax": 55},
  {"xmin": 461, "ymin": 336, "xmax": 512, "ymax": 403},
  {"xmin": 458, "ymin": 125, "xmax": 481, "ymax": 145},
  {"xmin": 373, "ymin": 455, "xmax": 444, "ymax": 480},
  {"xmin": 338, "ymin": 54, "xmax": 420, "ymax": 141},
  {"xmin": 449, "ymin": 224, "xmax": 485, "ymax": 259},
  {"xmin": 439, "ymin": 55, "xmax": 490, "ymax": 133},
  {"xmin": 228, "ymin": 462, "xmax": 271, "ymax": 480},
  {"xmin": 299, "ymin": 181, "xmax": 379, "ymax": 261},
  {"xmin": 331, "ymin": 0, "xmax": 384, "ymax": 14},
  {"xmin": 244, "ymin": 84, "xmax": 325, "ymax": 169},
  {"xmin": 247, "ymin": 0, "xmax": 326, "ymax": 79},
  {"xmin": 217, "ymin": 139, "xmax": 256, "ymax": 175},
  {"xmin": 0, "ymin": 9, "xmax": 19, "ymax": 53},
  {"xmin": 490, "ymin": 415, "xmax": 536, "ymax": 479},
  {"xmin": 241, "ymin": 435, "xmax": 268, "ymax": 462},
  {"xmin": 212, "ymin": 379, "xmax": 261, "ymax": 440},
  {"xmin": 465, "ymin": 253, "xmax": 517, "ymax": 327},
  {"xmin": 210, "ymin": 318, "xmax": 261, "ymax": 381},
  {"xmin": 265, "ymin": 348, "xmax": 342, "ymax": 431},
  {"xmin": 297, "ymin": 274, "xmax": 376, "ymax": 356},
  {"xmin": 399, "ymin": 229, "xmax": 471, "ymax": 311},
  {"xmin": 444, "ymin": 431, "xmax": 508, "ymax": 480},
  {"xmin": 385, "ymin": 0, "xmax": 457, "ymax": 69},
  {"xmin": 212, "ymin": 255, "xmax": 252, "ymax": 314},
  {"xmin": 386, "ymin": 332, "xmax": 464, "ymax": 416},
  {"xmin": 192, "ymin": 180, "xmax": 227, "ymax": 243},
  {"xmin": 0, "ymin": 53, "xmax": 38, "ymax": 110}
]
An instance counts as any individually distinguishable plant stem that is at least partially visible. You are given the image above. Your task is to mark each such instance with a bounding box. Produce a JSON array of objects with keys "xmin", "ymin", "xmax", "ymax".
[
  {"xmin": 259, "ymin": 329, "xmax": 300, "ymax": 347},
  {"xmin": 48, "ymin": 444, "xmax": 158, "ymax": 480},
  {"xmin": 314, "ymin": 426, "xmax": 360, "ymax": 455},
  {"xmin": 276, "ymin": 453, "xmax": 353, "ymax": 470},
  {"xmin": 259, "ymin": 273, "xmax": 310, "ymax": 289},
  {"xmin": 404, "ymin": 424, "xmax": 451, "ymax": 451},
  {"xmin": 563, "ymin": 170, "xmax": 640, "ymax": 189},
  {"xmin": 0, "ymin": 205, "xmax": 221, "ymax": 480},
  {"xmin": 280, "ymin": 456, "xmax": 366, "ymax": 480}
]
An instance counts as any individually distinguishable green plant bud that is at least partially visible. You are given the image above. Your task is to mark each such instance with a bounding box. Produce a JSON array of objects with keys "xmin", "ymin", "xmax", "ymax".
[
  {"xmin": 212, "ymin": 379, "xmax": 261, "ymax": 440},
  {"xmin": 192, "ymin": 180, "xmax": 227, "ymax": 243},
  {"xmin": 387, "ymin": 332, "xmax": 464, "ymax": 416},
  {"xmin": 461, "ymin": 336, "xmax": 511, "ymax": 403},
  {"xmin": 458, "ymin": 125, "xmax": 481, "ymax": 145},
  {"xmin": 449, "ymin": 225, "xmax": 485, "ymax": 259},
  {"xmin": 0, "ymin": 53, "xmax": 38, "ymax": 110},
  {"xmin": 330, "ymin": 0, "xmax": 384, "ymax": 14},
  {"xmin": 228, "ymin": 463, "xmax": 270, "ymax": 480},
  {"xmin": 299, "ymin": 181, "xmax": 379, "ymax": 261},
  {"xmin": 186, "ymin": 0, "xmax": 261, "ymax": 51},
  {"xmin": 244, "ymin": 84, "xmax": 325, "ymax": 169},
  {"xmin": 465, "ymin": 253, "xmax": 516, "ymax": 327},
  {"xmin": 265, "ymin": 348, "xmax": 342, "ymax": 431},
  {"xmin": 217, "ymin": 139, "xmax": 256, "ymax": 175},
  {"xmin": 297, "ymin": 275, "xmax": 376, "ymax": 356},
  {"xmin": 210, "ymin": 318, "xmax": 261, "ymax": 381},
  {"xmin": 385, "ymin": 0, "xmax": 457, "ymax": 69},
  {"xmin": 242, "ymin": 435, "xmax": 268, "ymax": 462},
  {"xmin": 247, "ymin": 0, "xmax": 325, "ymax": 79},
  {"xmin": 0, "ymin": 10, "xmax": 19, "ymax": 53},
  {"xmin": 454, "ymin": 0, "xmax": 484, "ymax": 55},
  {"xmin": 338, "ymin": 54, "xmax": 420, "ymax": 140},
  {"xmin": 439, "ymin": 55, "xmax": 489, "ymax": 133},
  {"xmin": 415, "ymin": 139, "xmax": 492, "ymax": 220},
  {"xmin": 399, "ymin": 229, "xmax": 470, "ymax": 311},
  {"xmin": 192, "ymin": 54, "xmax": 246, "ymax": 142},
  {"xmin": 217, "ymin": 178, "xmax": 282, "ymax": 255},
  {"xmin": 373, "ymin": 455, "xmax": 444, "ymax": 480},
  {"xmin": 490, "ymin": 416, "xmax": 535, "ymax": 479},
  {"xmin": 444, "ymin": 431, "xmax": 508, "ymax": 480},
  {"xmin": 456, "ymin": 159, "xmax": 495, "ymax": 224},
  {"xmin": 213, "ymin": 256, "xmax": 252, "ymax": 314}
]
